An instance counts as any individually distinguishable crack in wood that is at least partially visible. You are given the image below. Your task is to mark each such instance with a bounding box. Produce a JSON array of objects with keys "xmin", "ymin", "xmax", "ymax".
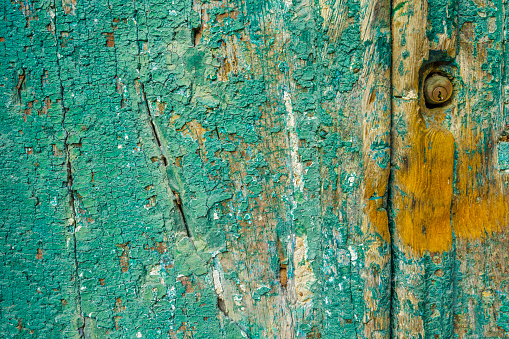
[
  {"xmin": 172, "ymin": 190, "xmax": 191, "ymax": 238},
  {"xmin": 140, "ymin": 81, "xmax": 168, "ymax": 166}
]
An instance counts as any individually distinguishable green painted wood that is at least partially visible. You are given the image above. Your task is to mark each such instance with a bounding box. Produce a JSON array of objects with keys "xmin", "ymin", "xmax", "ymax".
[
  {"xmin": 452, "ymin": 0, "xmax": 509, "ymax": 337},
  {"xmin": 1, "ymin": 0, "xmax": 508, "ymax": 338},
  {"xmin": 391, "ymin": 0, "xmax": 509, "ymax": 338}
]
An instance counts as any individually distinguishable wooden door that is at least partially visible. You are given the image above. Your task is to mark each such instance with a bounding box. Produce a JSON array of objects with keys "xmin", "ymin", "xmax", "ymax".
[
  {"xmin": 0, "ymin": 0, "xmax": 508, "ymax": 337},
  {"xmin": 391, "ymin": 0, "xmax": 509, "ymax": 337}
]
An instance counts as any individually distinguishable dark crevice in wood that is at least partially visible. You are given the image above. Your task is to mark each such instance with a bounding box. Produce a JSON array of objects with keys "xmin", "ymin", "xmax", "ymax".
[
  {"xmin": 279, "ymin": 263, "xmax": 288, "ymax": 289},
  {"xmin": 140, "ymin": 81, "xmax": 168, "ymax": 167},
  {"xmin": 217, "ymin": 296, "xmax": 228, "ymax": 316},
  {"xmin": 139, "ymin": 79, "xmax": 191, "ymax": 239},
  {"xmin": 210, "ymin": 263, "xmax": 250, "ymax": 337},
  {"xmin": 192, "ymin": 25, "xmax": 202, "ymax": 46},
  {"xmin": 277, "ymin": 238, "xmax": 288, "ymax": 289},
  {"xmin": 16, "ymin": 68, "xmax": 26, "ymax": 103},
  {"xmin": 216, "ymin": 295, "xmax": 251, "ymax": 338},
  {"xmin": 172, "ymin": 190, "xmax": 191, "ymax": 238},
  {"xmin": 192, "ymin": 2, "xmax": 203, "ymax": 47},
  {"xmin": 77, "ymin": 318, "xmax": 86, "ymax": 339}
]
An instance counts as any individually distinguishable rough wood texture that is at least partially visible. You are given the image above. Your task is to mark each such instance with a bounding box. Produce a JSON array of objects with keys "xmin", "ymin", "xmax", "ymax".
[
  {"xmin": 391, "ymin": 0, "xmax": 509, "ymax": 338},
  {"xmin": 0, "ymin": 0, "xmax": 508, "ymax": 338}
]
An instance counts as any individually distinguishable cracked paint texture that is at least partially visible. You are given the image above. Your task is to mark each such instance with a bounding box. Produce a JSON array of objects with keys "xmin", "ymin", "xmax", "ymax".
[{"xmin": 1, "ymin": 0, "xmax": 508, "ymax": 338}]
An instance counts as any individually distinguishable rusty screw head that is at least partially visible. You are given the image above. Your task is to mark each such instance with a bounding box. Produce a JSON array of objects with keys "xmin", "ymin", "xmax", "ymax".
[{"xmin": 424, "ymin": 74, "xmax": 453, "ymax": 105}]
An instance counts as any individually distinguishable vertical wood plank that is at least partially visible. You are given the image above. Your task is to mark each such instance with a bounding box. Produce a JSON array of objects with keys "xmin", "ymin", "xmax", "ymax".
[
  {"xmin": 0, "ymin": 0, "xmax": 81, "ymax": 336},
  {"xmin": 452, "ymin": 0, "xmax": 509, "ymax": 336},
  {"xmin": 391, "ymin": 0, "xmax": 458, "ymax": 337},
  {"xmin": 358, "ymin": 0, "xmax": 393, "ymax": 337},
  {"xmin": 392, "ymin": 0, "xmax": 509, "ymax": 337},
  {"xmin": 155, "ymin": 0, "xmax": 393, "ymax": 336}
]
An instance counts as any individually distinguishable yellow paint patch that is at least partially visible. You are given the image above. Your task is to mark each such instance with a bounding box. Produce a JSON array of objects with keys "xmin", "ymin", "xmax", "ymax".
[
  {"xmin": 363, "ymin": 174, "xmax": 390, "ymax": 241},
  {"xmin": 395, "ymin": 122, "xmax": 455, "ymax": 254},
  {"xmin": 452, "ymin": 128, "xmax": 509, "ymax": 239}
]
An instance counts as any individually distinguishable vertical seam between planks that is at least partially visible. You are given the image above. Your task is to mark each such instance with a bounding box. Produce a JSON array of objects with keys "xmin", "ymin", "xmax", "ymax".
[
  {"xmin": 501, "ymin": 0, "xmax": 506, "ymax": 124},
  {"xmin": 388, "ymin": 0, "xmax": 395, "ymax": 336},
  {"xmin": 451, "ymin": 0, "xmax": 461, "ymax": 335}
]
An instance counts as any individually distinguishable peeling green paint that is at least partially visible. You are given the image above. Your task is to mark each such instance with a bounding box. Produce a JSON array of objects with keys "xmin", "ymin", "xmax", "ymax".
[{"xmin": 2, "ymin": 0, "xmax": 509, "ymax": 337}]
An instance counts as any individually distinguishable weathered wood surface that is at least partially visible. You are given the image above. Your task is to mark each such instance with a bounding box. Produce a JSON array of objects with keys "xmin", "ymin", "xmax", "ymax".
[
  {"xmin": 391, "ymin": 0, "xmax": 509, "ymax": 337},
  {"xmin": 0, "ymin": 0, "xmax": 507, "ymax": 338}
]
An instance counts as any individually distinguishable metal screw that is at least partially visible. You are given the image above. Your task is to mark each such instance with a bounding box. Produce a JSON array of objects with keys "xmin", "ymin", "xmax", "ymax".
[{"xmin": 424, "ymin": 74, "xmax": 452, "ymax": 105}]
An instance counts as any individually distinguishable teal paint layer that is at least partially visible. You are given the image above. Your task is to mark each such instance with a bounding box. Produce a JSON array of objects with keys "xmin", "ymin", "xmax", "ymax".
[{"xmin": 0, "ymin": 0, "xmax": 392, "ymax": 336}]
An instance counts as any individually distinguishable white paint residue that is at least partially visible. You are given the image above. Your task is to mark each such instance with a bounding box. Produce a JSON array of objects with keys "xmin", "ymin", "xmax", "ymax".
[
  {"xmin": 348, "ymin": 245, "xmax": 358, "ymax": 262},
  {"xmin": 212, "ymin": 269, "xmax": 224, "ymax": 297},
  {"xmin": 150, "ymin": 265, "xmax": 160, "ymax": 276},
  {"xmin": 74, "ymin": 225, "xmax": 81, "ymax": 233},
  {"xmin": 347, "ymin": 174, "xmax": 356, "ymax": 186},
  {"xmin": 233, "ymin": 294, "xmax": 243, "ymax": 306},
  {"xmin": 402, "ymin": 90, "xmax": 418, "ymax": 100},
  {"xmin": 284, "ymin": 91, "xmax": 304, "ymax": 192}
]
